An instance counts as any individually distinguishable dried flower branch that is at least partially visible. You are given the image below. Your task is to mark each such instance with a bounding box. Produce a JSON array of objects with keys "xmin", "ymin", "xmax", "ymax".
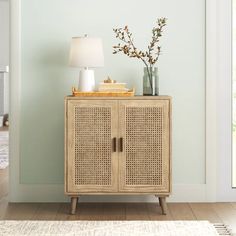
[
  {"xmin": 113, "ymin": 18, "xmax": 167, "ymax": 90},
  {"xmin": 113, "ymin": 18, "xmax": 167, "ymax": 66}
]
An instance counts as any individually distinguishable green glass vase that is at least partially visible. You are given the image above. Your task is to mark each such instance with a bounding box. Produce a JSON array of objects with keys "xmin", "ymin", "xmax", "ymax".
[{"xmin": 143, "ymin": 67, "xmax": 159, "ymax": 96}]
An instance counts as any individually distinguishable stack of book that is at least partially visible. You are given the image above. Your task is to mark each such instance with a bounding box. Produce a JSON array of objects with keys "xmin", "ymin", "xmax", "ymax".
[{"xmin": 98, "ymin": 82, "xmax": 129, "ymax": 92}]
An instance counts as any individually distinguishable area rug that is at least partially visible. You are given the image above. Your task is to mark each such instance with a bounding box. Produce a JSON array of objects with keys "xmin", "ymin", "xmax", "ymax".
[
  {"xmin": 0, "ymin": 221, "xmax": 232, "ymax": 236},
  {"xmin": 0, "ymin": 131, "xmax": 9, "ymax": 169}
]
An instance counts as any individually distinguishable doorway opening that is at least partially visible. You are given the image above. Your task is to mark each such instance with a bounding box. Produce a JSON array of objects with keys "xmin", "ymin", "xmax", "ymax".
[{"xmin": 0, "ymin": 0, "xmax": 9, "ymax": 200}]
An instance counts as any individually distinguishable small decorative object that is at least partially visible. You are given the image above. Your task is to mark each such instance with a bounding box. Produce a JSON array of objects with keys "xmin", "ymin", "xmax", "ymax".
[
  {"xmin": 69, "ymin": 35, "xmax": 104, "ymax": 92},
  {"xmin": 104, "ymin": 76, "xmax": 116, "ymax": 84},
  {"xmin": 98, "ymin": 76, "xmax": 130, "ymax": 92},
  {"xmin": 113, "ymin": 18, "xmax": 167, "ymax": 96}
]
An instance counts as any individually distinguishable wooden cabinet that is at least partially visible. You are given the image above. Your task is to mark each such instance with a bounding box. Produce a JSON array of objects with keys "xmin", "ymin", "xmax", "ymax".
[{"xmin": 65, "ymin": 96, "xmax": 171, "ymax": 215}]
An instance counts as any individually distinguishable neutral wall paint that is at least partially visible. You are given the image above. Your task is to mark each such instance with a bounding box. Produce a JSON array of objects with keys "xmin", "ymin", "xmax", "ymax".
[
  {"xmin": 20, "ymin": 0, "xmax": 205, "ymax": 186},
  {"xmin": 0, "ymin": 0, "xmax": 9, "ymax": 66}
]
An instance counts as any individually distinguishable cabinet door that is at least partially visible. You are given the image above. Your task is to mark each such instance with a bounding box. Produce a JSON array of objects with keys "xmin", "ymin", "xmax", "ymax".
[
  {"xmin": 66, "ymin": 100, "xmax": 118, "ymax": 193},
  {"xmin": 119, "ymin": 100, "xmax": 171, "ymax": 193}
]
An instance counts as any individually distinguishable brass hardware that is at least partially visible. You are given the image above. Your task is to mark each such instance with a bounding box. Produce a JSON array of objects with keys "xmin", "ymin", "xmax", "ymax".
[
  {"xmin": 113, "ymin": 138, "xmax": 117, "ymax": 152},
  {"xmin": 120, "ymin": 138, "xmax": 123, "ymax": 152},
  {"xmin": 104, "ymin": 76, "xmax": 116, "ymax": 84}
]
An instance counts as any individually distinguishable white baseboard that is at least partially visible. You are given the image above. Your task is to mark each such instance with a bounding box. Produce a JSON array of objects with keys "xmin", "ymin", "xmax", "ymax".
[{"xmin": 9, "ymin": 184, "xmax": 206, "ymax": 203}]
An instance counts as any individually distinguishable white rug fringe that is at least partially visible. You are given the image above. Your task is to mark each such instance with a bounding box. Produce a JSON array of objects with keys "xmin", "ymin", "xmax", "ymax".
[{"xmin": 213, "ymin": 223, "xmax": 233, "ymax": 236}]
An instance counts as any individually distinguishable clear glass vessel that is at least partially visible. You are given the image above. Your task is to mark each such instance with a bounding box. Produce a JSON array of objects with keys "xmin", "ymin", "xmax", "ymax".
[{"xmin": 143, "ymin": 67, "xmax": 159, "ymax": 96}]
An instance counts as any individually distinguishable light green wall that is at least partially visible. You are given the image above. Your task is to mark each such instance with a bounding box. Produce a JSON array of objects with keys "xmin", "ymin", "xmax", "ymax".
[{"xmin": 21, "ymin": 0, "xmax": 205, "ymax": 184}]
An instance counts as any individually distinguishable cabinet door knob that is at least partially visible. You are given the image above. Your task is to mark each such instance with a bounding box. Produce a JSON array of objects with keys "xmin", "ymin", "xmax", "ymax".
[
  {"xmin": 120, "ymin": 138, "xmax": 124, "ymax": 152},
  {"xmin": 113, "ymin": 138, "xmax": 117, "ymax": 152}
]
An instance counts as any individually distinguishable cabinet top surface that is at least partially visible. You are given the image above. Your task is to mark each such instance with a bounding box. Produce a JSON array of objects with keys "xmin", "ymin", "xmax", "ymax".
[{"xmin": 65, "ymin": 95, "xmax": 172, "ymax": 100}]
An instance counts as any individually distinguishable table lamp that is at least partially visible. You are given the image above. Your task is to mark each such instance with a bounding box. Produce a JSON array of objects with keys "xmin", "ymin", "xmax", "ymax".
[{"xmin": 69, "ymin": 35, "xmax": 104, "ymax": 92}]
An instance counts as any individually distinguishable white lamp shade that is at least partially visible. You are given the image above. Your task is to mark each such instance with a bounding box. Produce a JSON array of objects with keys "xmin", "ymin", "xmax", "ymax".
[{"xmin": 69, "ymin": 36, "xmax": 104, "ymax": 68}]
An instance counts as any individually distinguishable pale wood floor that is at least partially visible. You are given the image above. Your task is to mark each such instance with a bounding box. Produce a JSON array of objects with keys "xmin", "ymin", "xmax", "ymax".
[
  {"xmin": 0, "ymin": 126, "xmax": 8, "ymax": 132},
  {"xmin": 0, "ymin": 168, "xmax": 8, "ymax": 199},
  {"xmin": 0, "ymin": 128, "xmax": 9, "ymax": 200},
  {"xmin": 0, "ymin": 198, "xmax": 235, "ymax": 234}
]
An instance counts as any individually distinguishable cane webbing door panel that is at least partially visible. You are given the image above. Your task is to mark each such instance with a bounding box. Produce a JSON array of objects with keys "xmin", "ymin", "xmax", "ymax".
[
  {"xmin": 66, "ymin": 100, "xmax": 118, "ymax": 193},
  {"xmin": 118, "ymin": 100, "xmax": 170, "ymax": 193}
]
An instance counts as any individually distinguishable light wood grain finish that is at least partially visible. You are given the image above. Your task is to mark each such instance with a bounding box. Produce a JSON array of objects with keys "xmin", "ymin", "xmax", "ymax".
[
  {"xmin": 102, "ymin": 203, "xmax": 126, "ymax": 220},
  {"xmin": 71, "ymin": 197, "xmax": 78, "ymax": 215},
  {"xmin": 0, "ymin": 168, "xmax": 8, "ymax": 199},
  {"xmin": 0, "ymin": 126, "xmax": 8, "ymax": 132},
  {"xmin": 147, "ymin": 203, "xmax": 172, "ymax": 221},
  {"xmin": 158, "ymin": 197, "xmax": 167, "ymax": 215},
  {"xmin": 231, "ymin": 202, "xmax": 236, "ymax": 210},
  {"xmin": 125, "ymin": 203, "xmax": 149, "ymax": 220},
  {"xmin": 189, "ymin": 203, "xmax": 222, "ymax": 223},
  {"xmin": 66, "ymin": 100, "xmax": 119, "ymax": 194},
  {"xmin": 55, "ymin": 203, "xmax": 71, "ymax": 220},
  {"xmin": 32, "ymin": 203, "xmax": 60, "ymax": 220},
  {"xmin": 4, "ymin": 203, "xmax": 39, "ymax": 220},
  {"xmin": 119, "ymin": 100, "xmax": 171, "ymax": 193},
  {"xmin": 72, "ymin": 89, "xmax": 135, "ymax": 97},
  {"xmin": 66, "ymin": 96, "xmax": 172, "ymax": 100},
  {"xmin": 65, "ymin": 97, "xmax": 172, "ymax": 215},
  {"xmin": 0, "ymin": 198, "xmax": 9, "ymax": 220},
  {"xmin": 168, "ymin": 203, "xmax": 196, "ymax": 220}
]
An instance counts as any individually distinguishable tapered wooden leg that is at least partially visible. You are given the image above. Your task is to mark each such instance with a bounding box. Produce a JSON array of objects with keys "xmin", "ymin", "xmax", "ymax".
[
  {"xmin": 158, "ymin": 197, "xmax": 167, "ymax": 215},
  {"xmin": 71, "ymin": 197, "xmax": 78, "ymax": 215}
]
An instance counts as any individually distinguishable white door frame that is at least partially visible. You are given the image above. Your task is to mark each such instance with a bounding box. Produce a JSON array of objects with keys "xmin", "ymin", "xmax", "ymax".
[
  {"xmin": 205, "ymin": 0, "xmax": 218, "ymax": 202},
  {"xmin": 9, "ymin": 0, "xmax": 235, "ymax": 202},
  {"xmin": 206, "ymin": 0, "xmax": 236, "ymax": 201},
  {"xmin": 216, "ymin": 0, "xmax": 236, "ymax": 200},
  {"xmin": 9, "ymin": 0, "xmax": 21, "ymax": 201}
]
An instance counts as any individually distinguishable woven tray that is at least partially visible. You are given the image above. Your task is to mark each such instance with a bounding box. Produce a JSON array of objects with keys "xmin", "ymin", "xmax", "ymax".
[{"xmin": 72, "ymin": 87, "xmax": 135, "ymax": 97}]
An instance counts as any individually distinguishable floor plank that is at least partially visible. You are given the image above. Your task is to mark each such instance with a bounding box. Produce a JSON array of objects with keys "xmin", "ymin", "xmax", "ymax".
[
  {"xmin": 55, "ymin": 203, "xmax": 71, "ymax": 220},
  {"xmin": 230, "ymin": 202, "xmax": 236, "ymax": 209},
  {"xmin": 32, "ymin": 203, "xmax": 60, "ymax": 220},
  {"xmin": 4, "ymin": 203, "xmax": 39, "ymax": 220},
  {"xmin": 168, "ymin": 203, "xmax": 196, "ymax": 220},
  {"xmin": 125, "ymin": 203, "xmax": 149, "ymax": 220},
  {"xmin": 146, "ymin": 203, "xmax": 173, "ymax": 220},
  {"xmin": 0, "ymin": 168, "xmax": 8, "ymax": 199},
  {"xmin": 102, "ymin": 203, "xmax": 125, "ymax": 220},
  {"xmin": 56, "ymin": 203, "xmax": 88, "ymax": 221},
  {"xmin": 77, "ymin": 203, "xmax": 105, "ymax": 220},
  {"xmin": 0, "ymin": 126, "xmax": 8, "ymax": 132},
  {"xmin": 190, "ymin": 203, "xmax": 222, "ymax": 223},
  {"xmin": 0, "ymin": 197, "xmax": 9, "ymax": 220}
]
